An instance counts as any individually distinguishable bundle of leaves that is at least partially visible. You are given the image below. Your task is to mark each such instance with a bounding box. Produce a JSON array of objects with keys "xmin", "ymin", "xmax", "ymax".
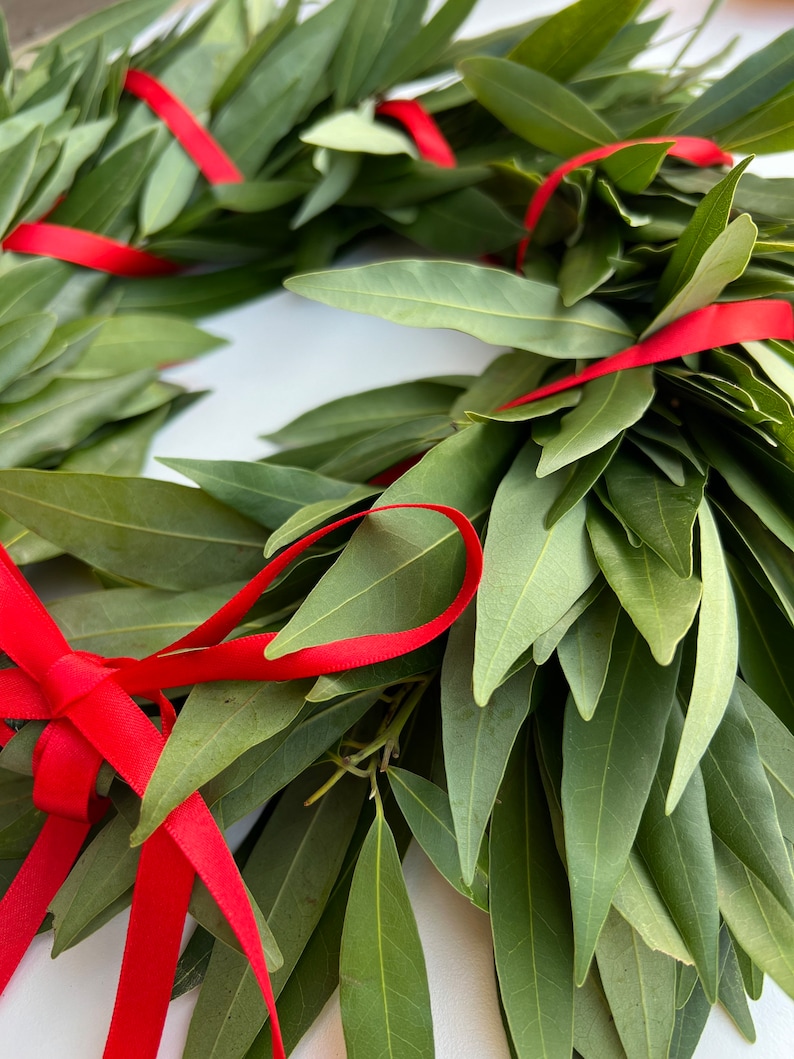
[
  {"xmin": 3, "ymin": 1, "xmax": 794, "ymax": 1058},
  {"xmin": 0, "ymin": 0, "xmax": 541, "ymax": 565}
]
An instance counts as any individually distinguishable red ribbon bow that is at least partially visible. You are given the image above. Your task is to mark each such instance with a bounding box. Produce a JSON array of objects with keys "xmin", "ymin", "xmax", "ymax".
[{"xmin": 0, "ymin": 502, "xmax": 482, "ymax": 1059}]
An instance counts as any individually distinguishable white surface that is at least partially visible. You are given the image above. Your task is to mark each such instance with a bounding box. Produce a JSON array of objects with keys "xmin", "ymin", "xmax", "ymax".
[{"xmin": 4, "ymin": 0, "xmax": 794, "ymax": 1056}]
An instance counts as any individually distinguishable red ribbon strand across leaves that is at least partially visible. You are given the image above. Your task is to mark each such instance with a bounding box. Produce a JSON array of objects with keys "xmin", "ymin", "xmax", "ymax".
[
  {"xmin": 516, "ymin": 136, "xmax": 733, "ymax": 270},
  {"xmin": 375, "ymin": 99, "xmax": 457, "ymax": 168},
  {"xmin": 0, "ymin": 502, "xmax": 483, "ymax": 1059},
  {"xmin": 499, "ymin": 300, "xmax": 794, "ymax": 409}
]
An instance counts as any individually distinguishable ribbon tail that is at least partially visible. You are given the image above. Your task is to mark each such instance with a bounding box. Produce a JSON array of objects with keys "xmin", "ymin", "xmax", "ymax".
[
  {"xmin": 165, "ymin": 793, "xmax": 286, "ymax": 1059},
  {"xmin": 0, "ymin": 815, "xmax": 90, "ymax": 993},
  {"xmin": 103, "ymin": 827, "xmax": 194, "ymax": 1059}
]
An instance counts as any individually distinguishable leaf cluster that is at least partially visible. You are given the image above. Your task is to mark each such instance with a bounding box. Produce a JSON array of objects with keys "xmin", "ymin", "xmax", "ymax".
[{"xmin": 3, "ymin": 2, "xmax": 794, "ymax": 1058}]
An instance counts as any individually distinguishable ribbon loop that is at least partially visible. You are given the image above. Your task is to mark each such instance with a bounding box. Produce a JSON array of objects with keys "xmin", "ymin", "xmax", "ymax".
[
  {"xmin": 41, "ymin": 651, "xmax": 115, "ymax": 718},
  {"xmin": 32, "ymin": 720, "xmax": 109, "ymax": 823}
]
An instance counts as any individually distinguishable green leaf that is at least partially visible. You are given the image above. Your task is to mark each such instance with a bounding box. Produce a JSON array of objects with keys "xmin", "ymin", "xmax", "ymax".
[
  {"xmin": 263, "ymin": 486, "xmax": 378, "ymax": 558},
  {"xmin": 70, "ymin": 315, "xmax": 223, "ymax": 377},
  {"xmin": 559, "ymin": 224, "xmax": 620, "ymax": 306},
  {"xmin": 50, "ymin": 810, "xmax": 138, "ymax": 955},
  {"xmin": 666, "ymin": 500, "xmax": 738, "ymax": 812},
  {"xmin": 387, "ymin": 188, "xmax": 524, "ymax": 258},
  {"xmin": 587, "ymin": 503, "xmax": 701, "ymax": 666},
  {"xmin": 0, "ymin": 470, "xmax": 269, "ymax": 590},
  {"xmin": 728, "ymin": 555, "xmax": 794, "ymax": 730},
  {"xmin": 0, "ymin": 126, "xmax": 43, "ymax": 237},
  {"xmin": 669, "ymin": 978, "xmax": 711, "ymax": 1059},
  {"xmin": 558, "ymin": 588, "xmax": 621, "ymax": 721},
  {"xmin": 213, "ymin": 0, "xmax": 355, "ymax": 176},
  {"xmin": 509, "ymin": 0, "xmax": 642, "ymax": 81},
  {"xmin": 185, "ymin": 770, "xmax": 364, "ymax": 1059},
  {"xmin": 332, "ymin": 0, "xmax": 424, "ymax": 104},
  {"xmin": 573, "ymin": 971, "xmax": 627, "ymax": 1059},
  {"xmin": 546, "ymin": 434, "xmax": 622, "ymax": 529},
  {"xmin": 537, "ymin": 370, "xmax": 654, "ymax": 478},
  {"xmin": 61, "ymin": 405, "xmax": 170, "ymax": 477},
  {"xmin": 48, "ymin": 581, "xmax": 243, "ymax": 658},
  {"xmin": 461, "ymin": 57, "xmax": 615, "ymax": 155},
  {"xmin": 611, "ymin": 849, "xmax": 692, "ymax": 966},
  {"xmin": 738, "ymin": 679, "xmax": 794, "ymax": 844},
  {"xmin": 212, "ymin": 692, "xmax": 380, "ymax": 825},
  {"xmin": 286, "ymin": 261, "xmax": 633, "ymax": 359},
  {"xmin": 473, "ymin": 441, "xmax": 598, "ymax": 703},
  {"xmin": 387, "ymin": 767, "xmax": 486, "ymax": 909},
  {"xmin": 135, "ymin": 680, "xmax": 312, "ymax": 845},
  {"xmin": 655, "ymin": 157, "xmax": 754, "ymax": 309},
  {"xmin": 562, "ymin": 613, "xmax": 679, "ymax": 983},
  {"xmin": 718, "ymin": 88, "xmax": 794, "ymax": 154},
  {"xmin": 0, "ymin": 372, "xmax": 154, "ymax": 469},
  {"xmin": 302, "ymin": 109, "xmax": 416, "ymax": 156},
  {"xmin": 701, "ymin": 685, "xmax": 794, "ymax": 917},
  {"xmin": 139, "ymin": 139, "xmax": 199, "ymax": 237},
  {"xmin": 533, "ymin": 580, "xmax": 603, "ymax": 666},
  {"xmin": 265, "ymin": 423, "xmax": 517, "ymax": 659},
  {"xmin": 381, "ymin": 0, "xmax": 479, "ymax": 84},
  {"xmin": 267, "ymin": 380, "xmax": 460, "ymax": 448},
  {"xmin": 40, "ymin": 0, "xmax": 174, "ymax": 57},
  {"xmin": 491, "ymin": 725, "xmax": 574, "ymax": 1058},
  {"xmin": 52, "ymin": 129, "xmax": 157, "ymax": 235},
  {"xmin": 291, "ymin": 151, "xmax": 360, "ymax": 230},
  {"xmin": 713, "ymin": 835, "xmax": 794, "ymax": 1000},
  {"xmin": 717, "ymin": 924, "xmax": 756, "ymax": 1042},
  {"xmin": 600, "ymin": 141, "xmax": 673, "ymax": 195},
  {"xmin": 0, "ymin": 775, "xmax": 43, "ymax": 858},
  {"xmin": 674, "ymin": 27, "xmax": 794, "ymax": 136},
  {"xmin": 160, "ymin": 457, "xmax": 362, "ymax": 531},
  {"xmin": 595, "ymin": 908, "xmax": 677, "ymax": 1059},
  {"xmin": 442, "ymin": 608, "xmax": 535, "ymax": 886},
  {"xmin": 339, "ymin": 809, "xmax": 434, "ymax": 1059},
  {"xmin": 0, "ymin": 313, "xmax": 57, "ymax": 391},
  {"xmin": 636, "ymin": 704, "xmax": 720, "ymax": 1001},
  {"xmin": 0, "ymin": 258, "xmax": 68, "ymax": 323},
  {"xmin": 172, "ymin": 925, "xmax": 215, "ymax": 1000},
  {"xmin": 648, "ymin": 213, "xmax": 757, "ymax": 334},
  {"xmin": 604, "ymin": 448, "xmax": 704, "ymax": 577}
]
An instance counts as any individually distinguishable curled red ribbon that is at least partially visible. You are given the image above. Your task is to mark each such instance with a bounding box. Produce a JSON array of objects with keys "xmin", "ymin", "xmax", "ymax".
[
  {"xmin": 0, "ymin": 502, "xmax": 482, "ymax": 1059},
  {"xmin": 499, "ymin": 299, "xmax": 794, "ymax": 409},
  {"xmin": 375, "ymin": 99, "xmax": 457, "ymax": 168},
  {"xmin": 517, "ymin": 136, "xmax": 733, "ymax": 270}
]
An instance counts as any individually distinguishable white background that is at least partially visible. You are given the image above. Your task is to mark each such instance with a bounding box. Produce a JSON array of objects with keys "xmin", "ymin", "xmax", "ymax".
[{"xmin": 4, "ymin": 1, "xmax": 794, "ymax": 1056}]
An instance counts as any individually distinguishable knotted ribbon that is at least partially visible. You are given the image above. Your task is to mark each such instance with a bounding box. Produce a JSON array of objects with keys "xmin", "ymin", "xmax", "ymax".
[
  {"xmin": 516, "ymin": 136, "xmax": 733, "ymax": 270},
  {"xmin": 3, "ymin": 74, "xmax": 454, "ymax": 277},
  {"xmin": 0, "ymin": 502, "xmax": 482, "ymax": 1059}
]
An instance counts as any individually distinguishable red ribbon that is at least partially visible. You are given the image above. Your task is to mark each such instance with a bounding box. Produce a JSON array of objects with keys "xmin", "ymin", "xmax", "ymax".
[
  {"xmin": 375, "ymin": 100, "xmax": 457, "ymax": 168},
  {"xmin": 517, "ymin": 137, "xmax": 733, "ymax": 270},
  {"xmin": 499, "ymin": 299, "xmax": 794, "ymax": 409},
  {"xmin": 2, "ymin": 223, "xmax": 181, "ymax": 277},
  {"xmin": 123, "ymin": 69, "xmax": 244, "ymax": 185},
  {"xmin": 0, "ymin": 502, "xmax": 482, "ymax": 1059}
]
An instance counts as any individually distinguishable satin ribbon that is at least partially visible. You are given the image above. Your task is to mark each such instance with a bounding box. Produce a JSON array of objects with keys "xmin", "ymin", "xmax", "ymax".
[
  {"xmin": 499, "ymin": 300, "xmax": 794, "ymax": 409},
  {"xmin": 375, "ymin": 100, "xmax": 457, "ymax": 167},
  {"xmin": 123, "ymin": 69, "xmax": 244, "ymax": 185},
  {"xmin": 0, "ymin": 502, "xmax": 482, "ymax": 1059},
  {"xmin": 517, "ymin": 136, "xmax": 733, "ymax": 270}
]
